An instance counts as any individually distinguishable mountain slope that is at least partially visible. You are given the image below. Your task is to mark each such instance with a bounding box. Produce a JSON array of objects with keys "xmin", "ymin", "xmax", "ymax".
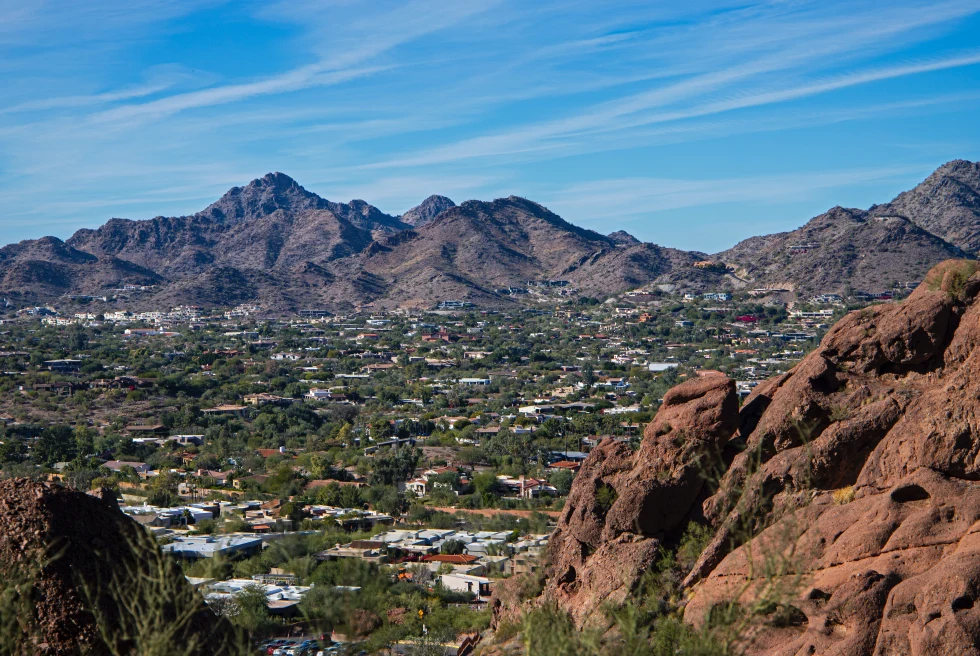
[
  {"xmin": 355, "ymin": 196, "xmax": 717, "ymax": 306},
  {"xmin": 66, "ymin": 173, "xmax": 383, "ymax": 279},
  {"xmin": 0, "ymin": 236, "xmax": 162, "ymax": 300},
  {"xmin": 0, "ymin": 181, "xmax": 719, "ymax": 308},
  {"xmin": 717, "ymin": 206, "xmax": 969, "ymax": 294},
  {"xmin": 880, "ymin": 159, "xmax": 980, "ymax": 253}
]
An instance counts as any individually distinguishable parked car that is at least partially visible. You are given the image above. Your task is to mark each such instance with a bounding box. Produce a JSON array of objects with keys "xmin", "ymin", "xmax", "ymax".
[{"xmin": 264, "ymin": 640, "xmax": 290, "ymax": 655}]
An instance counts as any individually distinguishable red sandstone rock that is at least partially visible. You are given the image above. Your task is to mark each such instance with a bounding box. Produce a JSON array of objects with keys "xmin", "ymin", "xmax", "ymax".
[
  {"xmin": 522, "ymin": 375, "xmax": 738, "ymax": 628},
  {"xmin": 498, "ymin": 261, "xmax": 980, "ymax": 656},
  {"xmin": 683, "ymin": 261, "xmax": 980, "ymax": 655},
  {"xmin": 0, "ymin": 478, "xmax": 240, "ymax": 655}
]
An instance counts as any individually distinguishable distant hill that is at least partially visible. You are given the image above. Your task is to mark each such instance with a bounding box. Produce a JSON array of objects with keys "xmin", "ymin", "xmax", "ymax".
[
  {"xmin": 2, "ymin": 161, "xmax": 978, "ymax": 309},
  {"xmin": 717, "ymin": 206, "xmax": 969, "ymax": 295},
  {"xmin": 878, "ymin": 159, "xmax": 980, "ymax": 253},
  {"xmin": 607, "ymin": 231, "xmax": 641, "ymax": 246},
  {"xmin": 352, "ymin": 196, "xmax": 716, "ymax": 307},
  {"xmin": 0, "ymin": 176, "xmax": 724, "ymax": 309}
]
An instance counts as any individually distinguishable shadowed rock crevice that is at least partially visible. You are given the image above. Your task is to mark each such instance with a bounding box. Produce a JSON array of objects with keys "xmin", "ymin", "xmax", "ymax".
[{"xmin": 492, "ymin": 376, "xmax": 738, "ymax": 629}]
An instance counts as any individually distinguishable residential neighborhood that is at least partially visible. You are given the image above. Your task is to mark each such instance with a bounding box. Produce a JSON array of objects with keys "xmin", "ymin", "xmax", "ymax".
[{"xmin": 0, "ymin": 285, "xmax": 889, "ymax": 653}]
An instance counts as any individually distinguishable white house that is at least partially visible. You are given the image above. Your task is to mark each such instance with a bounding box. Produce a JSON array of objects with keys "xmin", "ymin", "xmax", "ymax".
[{"xmin": 440, "ymin": 573, "xmax": 493, "ymax": 599}]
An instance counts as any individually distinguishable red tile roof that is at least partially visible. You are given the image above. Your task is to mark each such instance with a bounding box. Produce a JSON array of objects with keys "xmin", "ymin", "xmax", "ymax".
[{"xmin": 422, "ymin": 554, "xmax": 479, "ymax": 564}]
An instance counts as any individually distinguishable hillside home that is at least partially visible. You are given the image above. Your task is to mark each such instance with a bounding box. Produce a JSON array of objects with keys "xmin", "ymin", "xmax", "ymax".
[
  {"xmin": 243, "ymin": 393, "xmax": 294, "ymax": 406},
  {"xmin": 440, "ymin": 573, "xmax": 493, "ymax": 599},
  {"xmin": 201, "ymin": 404, "xmax": 250, "ymax": 417}
]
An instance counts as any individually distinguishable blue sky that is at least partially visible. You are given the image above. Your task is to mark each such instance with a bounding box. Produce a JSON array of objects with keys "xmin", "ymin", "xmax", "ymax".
[{"xmin": 2, "ymin": 0, "xmax": 980, "ymax": 252}]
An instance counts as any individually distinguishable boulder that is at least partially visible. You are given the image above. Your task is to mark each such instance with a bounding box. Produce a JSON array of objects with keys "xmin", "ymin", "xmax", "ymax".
[
  {"xmin": 686, "ymin": 469, "xmax": 980, "ymax": 656},
  {"xmin": 0, "ymin": 478, "xmax": 241, "ymax": 656},
  {"xmin": 493, "ymin": 260, "xmax": 980, "ymax": 655},
  {"xmin": 535, "ymin": 376, "xmax": 738, "ymax": 627}
]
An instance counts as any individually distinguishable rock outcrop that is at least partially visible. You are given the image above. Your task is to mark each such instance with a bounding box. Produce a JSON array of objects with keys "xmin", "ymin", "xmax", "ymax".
[
  {"xmin": 498, "ymin": 260, "xmax": 980, "ymax": 655},
  {"xmin": 683, "ymin": 259, "xmax": 980, "ymax": 655},
  {"xmin": 520, "ymin": 375, "xmax": 738, "ymax": 628},
  {"xmin": 0, "ymin": 478, "xmax": 242, "ymax": 656}
]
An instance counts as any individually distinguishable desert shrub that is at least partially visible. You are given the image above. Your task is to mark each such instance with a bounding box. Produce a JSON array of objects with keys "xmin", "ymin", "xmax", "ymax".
[
  {"xmin": 833, "ymin": 486, "xmax": 855, "ymax": 505},
  {"xmin": 595, "ymin": 481, "xmax": 618, "ymax": 514},
  {"xmin": 676, "ymin": 521, "xmax": 714, "ymax": 571},
  {"xmin": 828, "ymin": 403, "xmax": 851, "ymax": 422},
  {"xmin": 924, "ymin": 259, "xmax": 980, "ymax": 298}
]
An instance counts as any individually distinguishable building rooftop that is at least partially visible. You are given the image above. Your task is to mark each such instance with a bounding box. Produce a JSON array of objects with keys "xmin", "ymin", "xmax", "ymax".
[{"xmin": 161, "ymin": 535, "xmax": 263, "ymax": 557}]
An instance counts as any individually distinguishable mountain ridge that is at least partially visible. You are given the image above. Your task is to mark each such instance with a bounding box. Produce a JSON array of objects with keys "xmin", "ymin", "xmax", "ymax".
[{"xmin": 3, "ymin": 160, "xmax": 980, "ymax": 309}]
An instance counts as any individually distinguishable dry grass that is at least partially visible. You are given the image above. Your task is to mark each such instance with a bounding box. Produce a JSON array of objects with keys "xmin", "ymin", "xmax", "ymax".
[
  {"xmin": 832, "ymin": 486, "xmax": 855, "ymax": 505},
  {"xmin": 924, "ymin": 260, "xmax": 980, "ymax": 298}
]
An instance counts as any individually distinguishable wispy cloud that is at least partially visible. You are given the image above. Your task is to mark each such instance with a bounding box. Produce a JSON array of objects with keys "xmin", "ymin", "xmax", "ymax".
[
  {"xmin": 89, "ymin": 65, "xmax": 391, "ymax": 124},
  {"xmin": 88, "ymin": 0, "xmax": 501, "ymax": 124},
  {"xmin": 542, "ymin": 167, "xmax": 920, "ymax": 218},
  {"xmin": 2, "ymin": 81, "xmax": 174, "ymax": 114},
  {"xmin": 0, "ymin": 0, "xmax": 221, "ymax": 46},
  {"xmin": 362, "ymin": 40, "xmax": 980, "ymax": 169},
  {"xmin": 2, "ymin": 0, "xmax": 980, "ymax": 246}
]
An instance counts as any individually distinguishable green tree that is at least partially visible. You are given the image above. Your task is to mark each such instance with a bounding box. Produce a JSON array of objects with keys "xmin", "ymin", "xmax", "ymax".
[
  {"xmin": 74, "ymin": 426, "xmax": 96, "ymax": 458},
  {"xmin": 549, "ymin": 470, "xmax": 575, "ymax": 496},
  {"xmin": 229, "ymin": 584, "xmax": 272, "ymax": 635},
  {"xmin": 34, "ymin": 425, "xmax": 77, "ymax": 465},
  {"xmin": 308, "ymin": 453, "xmax": 330, "ymax": 479},
  {"xmin": 582, "ymin": 362, "xmax": 596, "ymax": 387},
  {"xmin": 0, "ymin": 438, "xmax": 26, "ymax": 463},
  {"xmin": 371, "ymin": 448, "xmax": 420, "ymax": 486},
  {"xmin": 339, "ymin": 485, "xmax": 363, "ymax": 509}
]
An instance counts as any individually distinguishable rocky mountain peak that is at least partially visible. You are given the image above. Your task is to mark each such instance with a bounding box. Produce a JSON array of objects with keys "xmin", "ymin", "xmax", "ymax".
[
  {"xmin": 4, "ymin": 161, "xmax": 980, "ymax": 310},
  {"xmin": 607, "ymin": 230, "xmax": 640, "ymax": 245},
  {"xmin": 202, "ymin": 172, "xmax": 328, "ymax": 222},
  {"xmin": 400, "ymin": 195, "xmax": 456, "ymax": 227},
  {"xmin": 881, "ymin": 159, "xmax": 980, "ymax": 253},
  {"xmin": 330, "ymin": 198, "xmax": 408, "ymax": 232},
  {"xmin": 935, "ymin": 158, "xmax": 980, "ymax": 175},
  {"xmin": 256, "ymin": 171, "xmax": 301, "ymax": 189}
]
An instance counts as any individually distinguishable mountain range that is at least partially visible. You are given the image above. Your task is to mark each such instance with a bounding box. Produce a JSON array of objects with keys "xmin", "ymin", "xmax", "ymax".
[{"xmin": 2, "ymin": 160, "xmax": 979, "ymax": 310}]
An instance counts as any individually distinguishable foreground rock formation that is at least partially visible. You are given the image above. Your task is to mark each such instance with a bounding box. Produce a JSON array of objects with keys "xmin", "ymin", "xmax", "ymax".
[
  {"xmin": 535, "ymin": 375, "xmax": 738, "ymax": 627},
  {"xmin": 495, "ymin": 260, "xmax": 980, "ymax": 655},
  {"xmin": 0, "ymin": 478, "xmax": 242, "ymax": 656}
]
